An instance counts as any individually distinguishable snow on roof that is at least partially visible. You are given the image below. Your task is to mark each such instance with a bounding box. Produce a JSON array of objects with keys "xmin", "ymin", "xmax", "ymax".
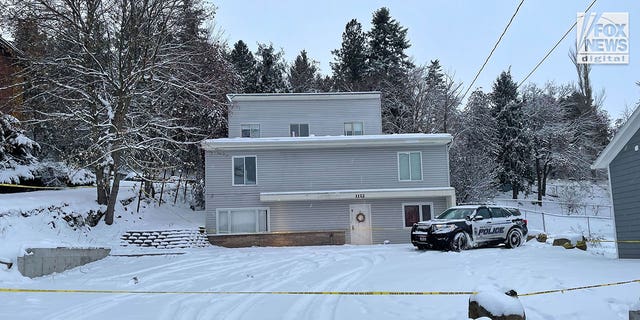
[
  {"xmin": 201, "ymin": 133, "xmax": 453, "ymax": 151},
  {"xmin": 226, "ymin": 91, "xmax": 381, "ymax": 102},
  {"xmin": 592, "ymin": 105, "xmax": 640, "ymax": 169}
]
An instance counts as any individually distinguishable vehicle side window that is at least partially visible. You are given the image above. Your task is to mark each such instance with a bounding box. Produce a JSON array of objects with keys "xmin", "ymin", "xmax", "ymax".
[
  {"xmin": 476, "ymin": 208, "xmax": 490, "ymax": 219},
  {"xmin": 490, "ymin": 207, "xmax": 508, "ymax": 218}
]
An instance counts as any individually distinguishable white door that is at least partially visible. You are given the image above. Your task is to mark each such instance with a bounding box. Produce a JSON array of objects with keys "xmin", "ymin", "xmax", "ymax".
[{"xmin": 350, "ymin": 204, "xmax": 372, "ymax": 245}]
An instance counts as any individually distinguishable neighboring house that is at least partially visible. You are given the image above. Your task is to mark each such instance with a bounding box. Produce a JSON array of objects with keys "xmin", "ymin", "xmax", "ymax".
[
  {"xmin": 592, "ymin": 106, "xmax": 640, "ymax": 259},
  {"xmin": 0, "ymin": 36, "xmax": 23, "ymax": 118},
  {"xmin": 202, "ymin": 92, "xmax": 455, "ymax": 247}
]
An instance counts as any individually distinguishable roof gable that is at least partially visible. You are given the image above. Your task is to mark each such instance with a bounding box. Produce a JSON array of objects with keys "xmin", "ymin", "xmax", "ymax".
[{"xmin": 592, "ymin": 105, "xmax": 640, "ymax": 169}]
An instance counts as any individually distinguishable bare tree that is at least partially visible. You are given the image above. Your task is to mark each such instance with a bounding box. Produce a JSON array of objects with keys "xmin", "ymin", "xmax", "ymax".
[{"xmin": 7, "ymin": 0, "xmax": 230, "ymax": 224}]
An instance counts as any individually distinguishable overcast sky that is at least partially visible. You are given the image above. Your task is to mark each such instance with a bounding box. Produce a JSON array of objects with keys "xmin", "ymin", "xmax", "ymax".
[{"xmin": 214, "ymin": 0, "xmax": 639, "ymax": 120}]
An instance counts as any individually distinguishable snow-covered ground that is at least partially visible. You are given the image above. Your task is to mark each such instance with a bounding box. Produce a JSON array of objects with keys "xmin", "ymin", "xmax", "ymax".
[{"xmin": 1, "ymin": 180, "xmax": 638, "ymax": 319}]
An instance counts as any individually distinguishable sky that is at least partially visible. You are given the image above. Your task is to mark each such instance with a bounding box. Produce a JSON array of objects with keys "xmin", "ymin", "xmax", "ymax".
[{"xmin": 213, "ymin": 0, "xmax": 640, "ymax": 120}]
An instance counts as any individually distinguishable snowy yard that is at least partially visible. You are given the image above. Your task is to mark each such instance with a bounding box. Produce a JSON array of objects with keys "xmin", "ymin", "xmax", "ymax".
[
  {"xmin": 1, "ymin": 243, "xmax": 640, "ymax": 319},
  {"xmin": 1, "ymin": 182, "xmax": 639, "ymax": 319}
]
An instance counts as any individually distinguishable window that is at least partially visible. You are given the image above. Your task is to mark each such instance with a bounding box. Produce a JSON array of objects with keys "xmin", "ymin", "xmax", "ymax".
[
  {"xmin": 403, "ymin": 203, "xmax": 432, "ymax": 227},
  {"xmin": 344, "ymin": 122, "xmax": 364, "ymax": 136},
  {"xmin": 217, "ymin": 208, "xmax": 269, "ymax": 234},
  {"xmin": 289, "ymin": 123, "xmax": 309, "ymax": 137},
  {"xmin": 241, "ymin": 124, "xmax": 260, "ymax": 138},
  {"xmin": 233, "ymin": 156, "xmax": 256, "ymax": 185},
  {"xmin": 490, "ymin": 207, "xmax": 509, "ymax": 218},
  {"xmin": 398, "ymin": 152, "xmax": 422, "ymax": 181}
]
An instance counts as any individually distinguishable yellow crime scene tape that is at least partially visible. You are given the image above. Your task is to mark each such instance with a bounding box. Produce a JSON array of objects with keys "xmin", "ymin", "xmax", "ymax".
[
  {"xmin": 0, "ymin": 184, "xmax": 95, "ymax": 190},
  {"xmin": 1, "ymin": 279, "xmax": 638, "ymax": 296}
]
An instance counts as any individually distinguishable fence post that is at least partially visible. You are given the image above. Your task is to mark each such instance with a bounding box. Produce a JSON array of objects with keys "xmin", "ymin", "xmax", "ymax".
[
  {"xmin": 542, "ymin": 212, "xmax": 547, "ymax": 234},
  {"xmin": 183, "ymin": 168, "xmax": 189, "ymax": 201},
  {"xmin": 174, "ymin": 169, "xmax": 182, "ymax": 205},
  {"xmin": 587, "ymin": 216, "xmax": 592, "ymax": 239},
  {"xmin": 158, "ymin": 169, "xmax": 167, "ymax": 207}
]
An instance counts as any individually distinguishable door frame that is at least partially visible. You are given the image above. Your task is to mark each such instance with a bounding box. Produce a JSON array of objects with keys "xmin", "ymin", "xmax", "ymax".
[{"xmin": 349, "ymin": 204, "xmax": 372, "ymax": 245}]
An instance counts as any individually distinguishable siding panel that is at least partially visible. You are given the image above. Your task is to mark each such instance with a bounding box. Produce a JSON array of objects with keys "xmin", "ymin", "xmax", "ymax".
[
  {"xmin": 610, "ymin": 126, "xmax": 640, "ymax": 259},
  {"xmin": 228, "ymin": 96, "xmax": 382, "ymax": 138}
]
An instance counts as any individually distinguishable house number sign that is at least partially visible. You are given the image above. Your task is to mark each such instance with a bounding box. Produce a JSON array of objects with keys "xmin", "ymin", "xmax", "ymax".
[{"xmin": 355, "ymin": 193, "xmax": 365, "ymax": 199}]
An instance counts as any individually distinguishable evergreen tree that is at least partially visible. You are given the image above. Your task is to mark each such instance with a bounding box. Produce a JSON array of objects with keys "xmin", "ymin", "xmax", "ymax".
[
  {"xmin": 331, "ymin": 19, "xmax": 367, "ymax": 91},
  {"xmin": 230, "ymin": 40, "xmax": 257, "ymax": 93},
  {"xmin": 365, "ymin": 7, "xmax": 414, "ymax": 133},
  {"xmin": 288, "ymin": 50, "xmax": 319, "ymax": 93},
  {"xmin": 254, "ymin": 43, "xmax": 287, "ymax": 93},
  {"xmin": 366, "ymin": 7, "xmax": 413, "ymax": 88},
  {"xmin": 490, "ymin": 70, "xmax": 531, "ymax": 199}
]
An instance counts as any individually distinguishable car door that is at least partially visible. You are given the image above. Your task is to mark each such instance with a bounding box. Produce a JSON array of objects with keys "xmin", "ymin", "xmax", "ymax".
[
  {"xmin": 489, "ymin": 207, "xmax": 511, "ymax": 240},
  {"xmin": 472, "ymin": 207, "xmax": 493, "ymax": 242}
]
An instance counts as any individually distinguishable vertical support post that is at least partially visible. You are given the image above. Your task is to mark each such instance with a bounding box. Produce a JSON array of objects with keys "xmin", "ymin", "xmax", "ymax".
[
  {"xmin": 136, "ymin": 181, "xmax": 143, "ymax": 213},
  {"xmin": 587, "ymin": 216, "xmax": 592, "ymax": 239},
  {"xmin": 183, "ymin": 168, "xmax": 189, "ymax": 201},
  {"xmin": 542, "ymin": 212, "xmax": 547, "ymax": 234},
  {"xmin": 158, "ymin": 169, "xmax": 167, "ymax": 207},
  {"xmin": 174, "ymin": 169, "xmax": 182, "ymax": 204}
]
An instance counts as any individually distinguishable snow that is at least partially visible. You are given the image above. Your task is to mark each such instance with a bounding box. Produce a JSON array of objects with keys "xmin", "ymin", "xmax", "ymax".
[
  {"xmin": 1, "ymin": 181, "xmax": 639, "ymax": 319},
  {"xmin": 0, "ymin": 164, "xmax": 36, "ymax": 183},
  {"xmin": 470, "ymin": 287, "xmax": 524, "ymax": 316}
]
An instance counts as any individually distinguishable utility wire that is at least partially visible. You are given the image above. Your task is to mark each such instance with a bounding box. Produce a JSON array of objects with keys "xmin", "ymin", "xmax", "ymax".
[
  {"xmin": 518, "ymin": 0, "xmax": 598, "ymax": 89},
  {"xmin": 460, "ymin": 0, "xmax": 526, "ymax": 101}
]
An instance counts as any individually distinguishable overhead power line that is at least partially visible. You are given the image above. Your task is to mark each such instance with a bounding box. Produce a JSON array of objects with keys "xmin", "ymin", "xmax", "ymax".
[
  {"xmin": 460, "ymin": 0, "xmax": 526, "ymax": 101},
  {"xmin": 517, "ymin": 0, "xmax": 598, "ymax": 89}
]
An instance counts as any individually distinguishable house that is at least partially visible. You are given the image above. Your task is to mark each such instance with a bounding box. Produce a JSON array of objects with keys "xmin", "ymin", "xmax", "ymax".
[
  {"xmin": 592, "ymin": 106, "xmax": 640, "ymax": 259},
  {"xmin": 202, "ymin": 92, "xmax": 455, "ymax": 247},
  {"xmin": 0, "ymin": 36, "xmax": 23, "ymax": 118}
]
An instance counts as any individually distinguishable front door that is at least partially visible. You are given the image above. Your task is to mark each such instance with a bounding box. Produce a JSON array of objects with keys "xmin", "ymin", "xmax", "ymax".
[{"xmin": 350, "ymin": 204, "xmax": 372, "ymax": 245}]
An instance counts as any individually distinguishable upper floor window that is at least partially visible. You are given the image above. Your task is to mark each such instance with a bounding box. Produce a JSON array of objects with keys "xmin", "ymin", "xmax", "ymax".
[
  {"xmin": 241, "ymin": 124, "xmax": 260, "ymax": 138},
  {"xmin": 290, "ymin": 123, "xmax": 309, "ymax": 137},
  {"xmin": 233, "ymin": 156, "xmax": 257, "ymax": 185},
  {"xmin": 398, "ymin": 151, "xmax": 422, "ymax": 181},
  {"xmin": 344, "ymin": 122, "xmax": 364, "ymax": 136}
]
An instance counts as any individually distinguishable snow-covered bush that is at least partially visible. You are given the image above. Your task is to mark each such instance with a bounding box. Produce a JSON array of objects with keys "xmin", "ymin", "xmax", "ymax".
[
  {"xmin": 558, "ymin": 180, "xmax": 590, "ymax": 215},
  {"xmin": 0, "ymin": 112, "xmax": 40, "ymax": 184}
]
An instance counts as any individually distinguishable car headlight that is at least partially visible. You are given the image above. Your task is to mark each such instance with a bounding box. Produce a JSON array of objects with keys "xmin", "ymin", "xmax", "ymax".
[{"xmin": 432, "ymin": 224, "xmax": 456, "ymax": 234}]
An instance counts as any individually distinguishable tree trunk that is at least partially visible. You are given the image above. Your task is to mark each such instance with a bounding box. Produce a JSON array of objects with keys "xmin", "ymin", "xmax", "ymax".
[
  {"xmin": 95, "ymin": 165, "xmax": 108, "ymax": 205},
  {"xmin": 512, "ymin": 183, "xmax": 519, "ymax": 199},
  {"xmin": 104, "ymin": 152, "xmax": 122, "ymax": 225},
  {"xmin": 535, "ymin": 157, "xmax": 543, "ymax": 206}
]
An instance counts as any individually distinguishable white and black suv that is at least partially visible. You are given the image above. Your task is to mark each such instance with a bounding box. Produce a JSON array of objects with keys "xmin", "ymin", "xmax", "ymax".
[{"xmin": 410, "ymin": 205, "xmax": 528, "ymax": 251}]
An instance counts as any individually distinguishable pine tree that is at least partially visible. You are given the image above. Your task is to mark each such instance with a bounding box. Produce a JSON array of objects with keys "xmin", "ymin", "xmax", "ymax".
[
  {"xmin": 366, "ymin": 7, "xmax": 413, "ymax": 88},
  {"xmin": 254, "ymin": 43, "xmax": 287, "ymax": 93},
  {"xmin": 288, "ymin": 50, "xmax": 319, "ymax": 93},
  {"xmin": 331, "ymin": 19, "xmax": 367, "ymax": 91},
  {"xmin": 230, "ymin": 40, "xmax": 257, "ymax": 93},
  {"xmin": 490, "ymin": 70, "xmax": 531, "ymax": 199},
  {"xmin": 365, "ymin": 7, "xmax": 414, "ymax": 133}
]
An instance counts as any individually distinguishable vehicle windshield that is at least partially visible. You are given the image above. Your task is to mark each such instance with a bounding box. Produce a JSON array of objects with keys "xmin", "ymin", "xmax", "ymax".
[{"xmin": 436, "ymin": 208, "xmax": 475, "ymax": 220}]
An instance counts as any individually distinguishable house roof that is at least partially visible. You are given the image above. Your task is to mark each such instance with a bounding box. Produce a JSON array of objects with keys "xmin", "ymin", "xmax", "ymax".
[
  {"xmin": 201, "ymin": 133, "xmax": 453, "ymax": 151},
  {"xmin": 226, "ymin": 91, "xmax": 381, "ymax": 102},
  {"xmin": 592, "ymin": 105, "xmax": 640, "ymax": 169}
]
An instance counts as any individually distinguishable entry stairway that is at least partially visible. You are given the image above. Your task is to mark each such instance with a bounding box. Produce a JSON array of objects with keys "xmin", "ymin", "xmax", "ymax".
[{"xmin": 120, "ymin": 228, "xmax": 209, "ymax": 249}]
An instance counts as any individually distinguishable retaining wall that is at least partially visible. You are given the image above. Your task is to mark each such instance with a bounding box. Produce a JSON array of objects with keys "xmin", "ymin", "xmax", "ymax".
[
  {"xmin": 17, "ymin": 247, "xmax": 111, "ymax": 278},
  {"xmin": 208, "ymin": 231, "xmax": 345, "ymax": 248}
]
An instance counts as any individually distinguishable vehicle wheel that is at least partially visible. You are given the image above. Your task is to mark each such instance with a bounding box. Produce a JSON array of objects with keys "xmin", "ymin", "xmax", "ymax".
[
  {"xmin": 506, "ymin": 228, "xmax": 523, "ymax": 249},
  {"xmin": 450, "ymin": 232, "xmax": 469, "ymax": 252},
  {"xmin": 416, "ymin": 245, "xmax": 428, "ymax": 250}
]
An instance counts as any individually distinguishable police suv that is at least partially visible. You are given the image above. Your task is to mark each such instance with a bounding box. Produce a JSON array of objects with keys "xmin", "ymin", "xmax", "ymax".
[{"xmin": 410, "ymin": 205, "xmax": 528, "ymax": 251}]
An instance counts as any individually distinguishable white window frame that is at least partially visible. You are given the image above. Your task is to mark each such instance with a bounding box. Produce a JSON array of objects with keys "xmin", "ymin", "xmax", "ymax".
[
  {"xmin": 240, "ymin": 123, "xmax": 260, "ymax": 138},
  {"xmin": 402, "ymin": 202, "xmax": 434, "ymax": 228},
  {"xmin": 232, "ymin": 155, "xmax": 258, "ymax": 186},
  {"xmin": 344, "ymin": 121, "xmax": 365, "ymax": 136},
  {"xmin": 397, "ymin": 151, "xmax": 423, "ymax": 181},
  {"xmin": 216, "ymin": 207, "xmax": 270, "ymax": 234},
  {"xmin": 289, "ymin": 123, "xmax": 310, "ymax": 137}
]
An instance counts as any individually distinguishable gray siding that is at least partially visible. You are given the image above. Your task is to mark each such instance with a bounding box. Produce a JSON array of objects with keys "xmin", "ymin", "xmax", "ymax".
[
  {"xmin": 228, "ymin": 97, "xmax": 382, "ymax": 138},
  {"xmin": 204, "ymin": 144, "xmax": 451, "ymax": 243},
  {"xmin": 610, "ymin": 126, "xmax": 640, "ymax": 259}
]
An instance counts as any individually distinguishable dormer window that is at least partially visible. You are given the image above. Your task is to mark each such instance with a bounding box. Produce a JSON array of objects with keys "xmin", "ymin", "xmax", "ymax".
[
  {"xmin": 344, "ymin": 122, "xmax": 364, "ymax": 136},
  {"xmin": 241, "ymin": 124, "xmax": 260, "ymax": 138},
  {"xmin": 290, "ymin": 123, "xmax": 309, "ymax": 137}
]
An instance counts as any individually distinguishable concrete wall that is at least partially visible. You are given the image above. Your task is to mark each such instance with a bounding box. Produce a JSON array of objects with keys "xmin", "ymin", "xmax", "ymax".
[{"xmin": 17, "ymin": 247, "xmax": 111, "ymax": 278}]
